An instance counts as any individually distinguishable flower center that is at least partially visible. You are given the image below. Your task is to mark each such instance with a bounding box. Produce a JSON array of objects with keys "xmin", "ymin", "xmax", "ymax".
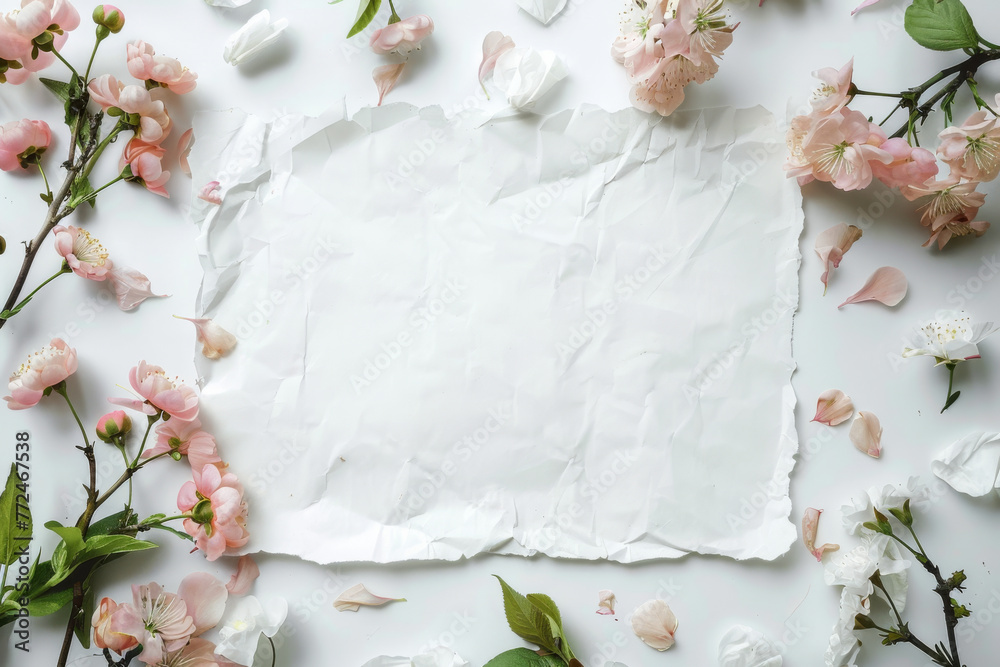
[
  {"xmin": 72, "ymin": 229, "xmax": 110, "ymax": 266},
  {"xmin": 966, "ymin": 135, "xmax": 999, "ymax": 174},
  {"xmin": 815, "ymin": 142, "xmax": 853, "ymax": 177}
]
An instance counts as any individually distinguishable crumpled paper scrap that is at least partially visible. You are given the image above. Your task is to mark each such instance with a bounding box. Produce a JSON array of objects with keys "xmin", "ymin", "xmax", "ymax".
[
  {"xmin": 718, "ymin": 625, "xmax": 783, "ymax": 666},
  {"xmin": 360, "ymin": 648, "xmax": 469, "ymax": 667},
  {"xmin": 515, "ymin": 0, "xmax": 569, "ymax": 24},
  {"xmin": 932, "ymin": 432, "xmax": 1000, "ymax": 497},
  {"xmin": 492, "ymin": 46, "xmax": 568, "ymax": 109}
]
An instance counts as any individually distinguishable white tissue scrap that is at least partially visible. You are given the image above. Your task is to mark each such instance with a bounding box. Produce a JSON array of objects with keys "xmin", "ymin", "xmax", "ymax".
[
  {"xmin": 515, "ymin": 0, "xmax": 569, "ymax": 24},
  {"xmin": 223, "ymin": 10, "xmax": 288, "ymax": 66},
  {"xmin": 187, "ymin": 103, "xmax": 803, "ymax": 565},
  {"xmin": 360, "ymin": 648, "xmax": 469, "ymax": 667},
  {"xmin": 718, "ymin": 626, "xmax": 783, "ymax": 667},
  {"xmin": 492, "ymin": 47, "xmax": 568, "ymax": 109},
  {"xmin": 932, "ymin": 432, "xmax": 1000, "ymax": 497},
  {"xmin": 205, "ymin": 0, "xmax": 252, "ymax": 7}
]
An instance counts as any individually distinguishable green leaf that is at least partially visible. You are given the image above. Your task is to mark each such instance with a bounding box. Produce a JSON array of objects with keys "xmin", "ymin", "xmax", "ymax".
[
  {"xmin": 0, "ymin": 463, "xmax": 32, "ymax": 568},
  {"xmin": 89, "ymin": 509, "xmax": 137, "ymax": 537},
  {"xmin": 25, "ymin": 587, "xmax": 73, "ymax": 617},
  {"xmin": 904, "ymin": 0, "xmax": 980, "ymax": 51},
  {"xmin": 39, "ymin": 77, "xmax": 72, "ymax": 103},
  {"xmin": 76, "ymin": 535, "xmax": 157, "ymax": 563},
  {"xmin": 46, "ymin": 522, "xmax": 85, "ymax": 561},
  {"xmin": 526, "ymin": 594, "xmax": 575, "ymax": 661},
  {"xmin": 483, "ymin": 649, "xmax": 566, "ymax": 667},
  {"xmin": 347, "ymin": 0, "xmax": 381, "ymax": 37},
  {"xmin": 942, "ymin": 390, "xmax": 961, "ymax": 412},
  {"xmin": 68, "ymin": 176, "xmax": 96, "ymax": 209},
  {"xmin": 494, "ymin": 576, "xmax": 554, "ymax": 652},
  {"xmin": 74, "ymin": 581, "xmax": 95, "ymax": 649}
]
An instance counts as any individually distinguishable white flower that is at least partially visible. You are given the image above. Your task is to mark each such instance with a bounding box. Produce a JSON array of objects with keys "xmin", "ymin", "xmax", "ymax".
[
  {"xmin": 515, "ymin": 0, "xmax": 569, "ymax": 25},
  {"xmin": 492, "ymin": 47, "xmax": 568, "ymax": 110},
  {"xmin": 223, "ymin": 10, "xmax": 289, "ymax": 66},
  {"xmin": 841, "ymin": 477, "xmax": 929, "ymax": 535},
  {"xmin": 823, "ymin": 588, "xmax": 870, "ymax": 667},
  {"xmin": 214, "ymin": 595, "xmax": 288, "ymax": 667},
  {"xmin": 718, "ymin": 625, "xmax": 783, "ymax": 666},
  {"xmin": 823, "ymin": 534, "xmax": 885, "ymax": 597},
  {"xmin": 902, "ymin": 310, "xmax": 997, "ymax": 365},
  {"xmin": 932, "ymin": 431, "xmax": 1000, "ymax": 497}
]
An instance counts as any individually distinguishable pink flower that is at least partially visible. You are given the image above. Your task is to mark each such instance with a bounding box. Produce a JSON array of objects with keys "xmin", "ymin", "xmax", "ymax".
[
  {"xmin": 0, "ymin": 118, "xmax": 51, "ymax": 171},
  {"xmin": 111, "ymin": 361, "xmax": 199, "ymax": 421},
  {"xmin": 809, "ymin": 59, "xmax": 854, "ymax": 115},
  {"xmin": 144, "ymin": 418, "xmax": 224, "ymax": 472},
  {"xmin": 373, "ymin": 62, "xmax": 405, "ymax": 106},
  {"xmin": 812, "ymin": 389, "xmax": 854, "ymax": 427},
  {"xmin": 121, "ymin": 139, "xmax": 170, "ymax": 197},
  {"xmin": 676, "ymin": 0, "xmax": 737, "ymax": 68},
  {"xmin": 870, "ymin": 137, "xmax": 939, "ymax": 190},
  {"xmin": 923, "ymin": 208, "xmax": 990, "ymax": 250},
  {"xmin": 126, "ymin": 40, "xmax": 197, "ymax": 94},
  {"xmin": 788, "ymin": 108, "xmax": 892, "ymax": 191},
  {"xmin": 52, "ymin": 225, "xmax": 113, "ymax": 280},
  {"xmin": 87, "ymin": 73, "xmax": 124, "ymax": 110},
  {"xmin": 5, "ymin": 338, "xmax": 77, "ymax": 410},
  {"xmin": 175, "ymin": 316, "xmax": 237, "ymax": 359},
  {"xmin": 902, "ymin": 177, "xmax": 987, "ymax": 221},
  {"xmin": 92, "ymin": 4, "xmax": 124, "ymax": 33},
  {"xmin": 159, "ymin": 637, "xmax": 240, "ymax": 667},
  {"xmin": 801, "ymin": 508, "xmax": 839, "ymax": 562},
  {"xmin": 92, "ymin": 597, "xmax": 140, "ymax": 654},
  {"xmin": 0, "ymin": 0, "xmax": 80, "ymax": 79},
  {"xmin": 937, "ymin": 111, "xmax": 1000, "ymax": 183},
  {"xmin": 178, "ymin": 464, "xmax": 249, "ymax": 561},
  {"xmin": 197, "ymin": 181, "xmax": 222, "ymax": 205},
  {"xmin": 369, "ymin": 15, "xmax": 434, "ymax": 56},
  {"xmin": 226, "ymin": 555, "xmax": 260, "ymax": 595},
  {"xmin": 814, "ymin": 223, "xmax": 862, "ymax": 293},
  {"xmin": 95, "ymin": 409, "xmax": 131, "ymax": 443},
  {"xmin": 123, "ymin": 582, "xmax": 198, "ymax": 664},
  {"xmin": 107, "ymin": 265, "xmax": 166, "ymax": 310},
  {"xmin": 89, "ymin": 76, "xmax": 171, "ymax": 144}
]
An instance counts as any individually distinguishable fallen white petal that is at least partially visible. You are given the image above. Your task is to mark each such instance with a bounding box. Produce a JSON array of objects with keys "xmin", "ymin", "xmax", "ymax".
[
  {"xmin": 515, "ymin": 0, "xmax": 569, "ymax": 24},
  {"xmin": 492, "ymin": 47, "xmax": 568, "ymax": 110},
  {"xmin": 718, "ymin": 625, "xmax": 783, "ymax": 666},
  {"xmin": 932, "ymin": 432, "xmax": 1000, "ymax": 497},
  {"xmin": 224, "ymin": 10, "xmax": 289, "ymax": 66},
  {"xmin": 334, "ymin": 583, "xmax": 405, "ymax": 612}
]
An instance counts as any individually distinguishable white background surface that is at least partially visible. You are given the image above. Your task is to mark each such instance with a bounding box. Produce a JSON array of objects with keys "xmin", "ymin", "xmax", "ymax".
[{"xmin": 2, "ymin": 0, "xmax": 1000, "ymax": 666}]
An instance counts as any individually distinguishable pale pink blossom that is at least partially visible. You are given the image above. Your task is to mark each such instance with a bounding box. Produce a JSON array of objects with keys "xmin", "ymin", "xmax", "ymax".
[
  {"xmin": 89, "ymin": 77, "xmax": 172, "ymax": 144},
  {"xmin": 870, "ymin": 137, "xmax": 939, "ymax": 190},
  {"xmin": 92, "ymin": 597, "xmax": 140, "ymax": 654},
  {"xmin": 479, "ymin": 31, "xmax": 516, "ymax": 95},
  {"xmin": 197, "ymin": 181, "xmax": 222, "ymax": 205},
  {"xmin": 838, "ymin": 267, "xmax": 908, "ymax": 308},
  {"xmin": 126, "ymin": 40, "xmax": 197, "ymax": 94},
  {"xmin": 785, "ymin": 112, "xmax": 819, "ymax": 186},
  {"xmin": 923, "ymin": 209, "xmax": 990, "ymax": 250},
  {"xmin": 809, "ymin": 59, "xmax": 854, "ymax": 115},
  {"xmin": 177, "ymin": 128, "xmax": 194, "ymax": 176},
  {"xmin": 5, "ymin": 338, "xmax": 77, "ymax": 410},
  {"xmin": 122, "ymin": 582, "xmax": 198, "ymax": 664},
  {"xmin": 901, "ymin": 177, "xmax": 986, "ymax": 219},
  {"xmin": 176, "ymin": 572, "xmax": 229, "ymax": 635},
  {"xmin": 632, "ymin": 599, "xmax": 678, "ymax": 651},
  {"xmin": 95, "ymin": 409, "xmax": 131, "ymax": 443},
  {"xmin": 802, "ymin": 508, "xmax": 839, "ymax": 562},
  {"xmin": 369, "ymin": 15, "xmax": 434, "ymax": 56},
  {"xmin": 677, "ymin": 0, "xmax": 737, "ymax": 68},
  {"xmin": 178, "ymin": 464, "xmax": 249, "ymax": 561},
  {"xmin": 87, "ymin": 73, "xmax": 124, "ymax": 109},
  {"xmin": 812, "ymin": 389, "xmax": 854, "ymax": 427},
  {"xmin": 0, "ymin": 0, "xmax": 80, "ymax": 78},
  {"xmin": 111, "ymin": 361, "xmax": 199, "ymax": 421},
  {"xmin": 175, "ymin": 316, "xmax": 237, "ymax": 359},
  {"xmin": 631, "ymin": 55, "xmax": 716, "ymax": 117},
  {"xmin": 850, "ymin": 411, "xmax": 882, "ymax": 458},
  {"xmin": 788, "ymin": 108, "xmax": 892, "ymax": 191},
  {"xmin": 52, "ymin": 225, "xmax": 113, "ymax": 280},
  {"xmin": 596, "ymin": 589, "xmax": 616, "ymax": 615},
  {"xmin": 121, "ymin": 139, "xmax": 170, "ymax": 197},
  {"xmin": 814, "ymin": 223, "xmax": 862, "ymax": 293},
  {"xmin": 226, "ymin": 555, "xmax": 260, "ymax": 596},
  {"xmin": 0, "ymin": 118, "xmax": 50, "ymax": 171},
  {"xmin": 938, "ymin": 111, "xmax": 1000, "ymax": 182},
  {"xmin": 107, "ymin": 265, "xmax": 166, "ymax": 311},
  {"xmin": 144, "ymin": 418, "xmax": 223, "ymax": 472},
  {"xmin": 157, "ymin": 637, "xmax": 240, "ymax": 667},
  {"xmin": 373, "ymin": 62, "xmax": 405, "ymax": 106},
  {"xmin": 92, "ymin": 5, "xmax": 125, "ymax": 33},
  {"xmin": 333, "ymin": 584, "xmax": 405, "ymax": 612}
]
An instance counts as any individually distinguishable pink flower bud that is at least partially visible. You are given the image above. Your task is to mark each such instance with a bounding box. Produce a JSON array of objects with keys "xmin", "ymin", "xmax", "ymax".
[
  {"xmin": 96, "ymin": 410, "xmax": 132, "ymax": 442},
  {"xmin": 93, "ymin": 5, "xmax": 125, "ymax": 34}
]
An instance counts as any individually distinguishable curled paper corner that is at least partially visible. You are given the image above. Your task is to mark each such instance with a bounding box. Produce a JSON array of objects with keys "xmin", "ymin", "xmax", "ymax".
[
  {"xmin": 718, "ymin": 625, "xmax": 783, "ymax": 666},
  {"xmin": 515, "ymin": 0, "xmax": 569, "ymax": 24},
  {"xmin": 492, "ymin": 46, "xmax": 568, "ymax": 110},
  {"xmin": 360, "ymin": 647, "xmax": 470, "ymax": 667},
  {"xmin": 931, "ymin": 432, "xmax": 1000, "ymax": 497},
  {"xmin": 224, "ymin": 10, "xmax": 289, "ymax": 66}
]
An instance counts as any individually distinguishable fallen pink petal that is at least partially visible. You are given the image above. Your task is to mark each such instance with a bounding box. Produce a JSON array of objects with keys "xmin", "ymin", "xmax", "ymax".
[
  {"xmin": 226, "ymin": 555, "xmax": 260, "ymax": 595},
  {"xmin": 850, "ymin": 411, "xmax": 883, "ymax": 458},
  {"xmin": 198, "ymin": 181, "xmax": 223, "ymax": 205},
  {"xmin": 838, "ymin": 266, "xmax": 908, "ymax": 309},
  {"xmin": 333, "ymin": 584, "xmax": 405, "ymax": 612},
  {"xmin": 108, "ymin": 266, "xmax": 167, "ymax": 311},
  {"xmin": 852, "ymin": 0, "xmax": 883, "ymax": 14},
  {"xmin": 479, "ymin": 31, "xmax": 516, "ymax": 96},
  {"xmin": 801, "ymin": 508, "xmax": 839, "ymax": 562},
  {"xmin": 174, "ymin": 316, "xmax": 237, "ymax": 359},
  {"xmin": 177, "ymin": 128, "xmax": 194, "ymax": 176},
  {"xmin": 812, "ymin": 389, "xmax": 854, "ymax": 426},
  {"xmin": 374, "ymin": 63, "xmax": 406, "ymax": 107},
  {"xmin": 815, "ymin": 223, "xmax": 862, "ymax": 293},
  {"xmin": 596, "ymin": 589, "xmax": 616, "ymax": 615},
  {"xmin": 632, "ymin": 599, "xmax": 678, "ymax": 651}
]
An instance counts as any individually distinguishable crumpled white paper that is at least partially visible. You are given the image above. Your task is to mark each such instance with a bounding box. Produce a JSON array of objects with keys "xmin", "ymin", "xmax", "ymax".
[
  {"xmin": 223, "ymin": 10, "xmax": 288, "ymax": 66},
  {"xmin": 360, "ymin": 648, "xmax": 469, "ymax": 667},
  {"xmin": 206, "ymin": 0, "xmax": 252, "ymax": 7},
  {"xmin": 188, "ymin": 103, "xmax": 802, "ymax": 564},
  {"xmin": 718, "ymin": 625, "xmax": 782, "ymax": 666},
  {"xmin": 515, "ymin": 0, "xmax": 569, "ymax": 24},
  {"xmin": 932, "ymin": 432, "xmax": 1000, "ymax": 497},
  {"xmin": 493, "ymin": 47, "xmax": 568, "ymax": 109}
]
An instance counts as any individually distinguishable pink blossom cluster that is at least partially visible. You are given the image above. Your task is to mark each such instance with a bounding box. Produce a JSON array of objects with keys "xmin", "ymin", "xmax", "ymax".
[
  {"xmin": 786, "ymin": 60, "xmax": 997, "ymax": 249},
  {"xmin": 0, "ymin": 0, "xmax": 80, "ymax": 84},
  {"xmin": 91, "ymin": 572, "xmax": 239, "ymax": 666},
  {"xmin": 612, "ymin": 0, "xmax": 738, "ymax": 117}
]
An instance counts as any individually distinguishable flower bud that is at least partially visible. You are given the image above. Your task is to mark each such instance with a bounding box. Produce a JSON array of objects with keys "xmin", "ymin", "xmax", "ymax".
[
  {"xmin": 96, "ymin": 410, "xmax": 132, "ymax": 443},
  {"xmin": 93, "ymin": 5, "xmax": 125, "ymax": 33}
]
